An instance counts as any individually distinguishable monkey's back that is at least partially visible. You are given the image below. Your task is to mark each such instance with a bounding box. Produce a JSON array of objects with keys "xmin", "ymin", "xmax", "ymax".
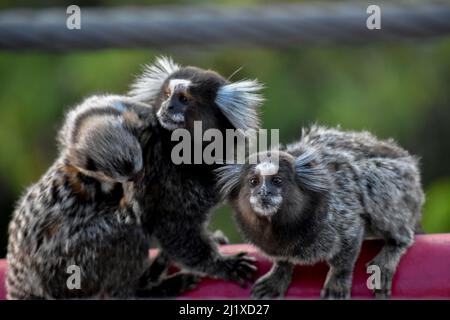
[
  {"xmin": 296, "ymin": 125, "xmax": 410, "ymax": 160},
  {"xmin": 288, "ymin": 126, "xmax": 424, "ymax": 239},
  {"xmin": 6, "ymin": 160, "xmax": 149, "ymax": 299},
  {"xmin": 352, "ymin": 155, "xmax": 424, "ymax": 238}
]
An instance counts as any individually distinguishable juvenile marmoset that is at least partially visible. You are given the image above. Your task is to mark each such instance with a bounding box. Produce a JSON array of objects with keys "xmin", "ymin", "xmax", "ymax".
[
  {"xmin": 6, "ymin": 95, "xmax": 195, "ymax": 299},
  {"xmin": 216, "ymin": 126, "xmax": 424, "ymax": 299},
  {"xmin": 127, "ymin": 57, "xmax": 263, "ymax": 285}
]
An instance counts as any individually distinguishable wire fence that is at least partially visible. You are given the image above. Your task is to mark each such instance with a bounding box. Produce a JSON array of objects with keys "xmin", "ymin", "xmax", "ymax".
[{"xmin": 0, "ymin": 2, "xmax": 450, "ymax": 50}]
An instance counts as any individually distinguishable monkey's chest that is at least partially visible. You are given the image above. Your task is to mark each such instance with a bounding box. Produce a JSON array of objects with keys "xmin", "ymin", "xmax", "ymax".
[
  {"xmin": 235, "ymin": 211, "xmax": 327, "ymax": 262},
  {"xmin": 138, "ymin": 139, "xmax": 220, "ymax": 227},
  {"xmin": 140, "ymin": 163, "xmax": 218, "ymax": 218},
  {"xmin": 235, "ymin": 212, "xmax": 292, "ymax": 257}
]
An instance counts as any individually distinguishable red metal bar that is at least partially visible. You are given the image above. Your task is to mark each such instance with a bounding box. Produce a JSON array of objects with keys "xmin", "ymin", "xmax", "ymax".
[{"xmin": 1, "ymin": 234, "xmax": 450, "ymax": 299}]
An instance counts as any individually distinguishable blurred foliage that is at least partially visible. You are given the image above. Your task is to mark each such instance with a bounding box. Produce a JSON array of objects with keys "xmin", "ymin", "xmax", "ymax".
[
  {"xmin": 423, "ymin": 179, "xmax": 450, "ymax": 233},
  {"xmin": 0, "ymin": 1, "xmax": 450, "ymax": 256}
]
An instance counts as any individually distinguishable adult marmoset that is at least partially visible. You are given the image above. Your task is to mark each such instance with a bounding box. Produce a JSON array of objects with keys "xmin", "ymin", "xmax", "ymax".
[
  {"xmin": 127, "ymin": 57, "xmax": 263, "ymax": 285},
  {"xmin": 216, "ymin": 126, "xmax": 424, "ymax": 299},
  {"xmin": 6, "ymin": 95, "xmax": 196, "ymax": 299}
]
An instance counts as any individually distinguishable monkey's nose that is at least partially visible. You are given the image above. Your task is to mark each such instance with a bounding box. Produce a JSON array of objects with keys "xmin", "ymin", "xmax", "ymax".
[
  {"xmin": 258, "ymin": 187, "xmax": 272, "ymax": 196},
  {"xmin": 258, "ymin": 190, "xmax": 272, "ymax": 196},
  {"xmin": 260, "ymin": 197, "xmax": 272, "ymax": 206}
]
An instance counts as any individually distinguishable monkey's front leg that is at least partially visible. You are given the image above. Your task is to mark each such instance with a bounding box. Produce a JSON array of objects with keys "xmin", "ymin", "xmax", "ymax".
[
  {"xmin": 251, "ymin": 260, "xmax": 294, "ymax": 299},
  {"xmin": 155, "ymin": 224, "xmax": 257, "ymax": 286}
]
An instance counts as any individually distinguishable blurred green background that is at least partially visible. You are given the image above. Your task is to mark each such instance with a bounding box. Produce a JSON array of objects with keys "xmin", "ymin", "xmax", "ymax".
[{"xmin": 1, "ymin": 1, "xmax": 450, "ymax": 258}]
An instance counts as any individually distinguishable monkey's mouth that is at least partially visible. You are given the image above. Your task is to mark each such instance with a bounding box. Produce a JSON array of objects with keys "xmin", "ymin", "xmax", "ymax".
[
  {"xmin": 157, "ymin": 111, "xmax": 185, "ymax": 131},
  {"xmin": 249, "ymin": 195, "xmax": 282, "ymax": 217}
]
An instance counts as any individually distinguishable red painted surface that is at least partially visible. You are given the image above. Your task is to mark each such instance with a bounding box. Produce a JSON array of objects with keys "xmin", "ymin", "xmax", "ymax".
[{"xmin": 1, "ymin": 234, "xmax": 450, "ymax": 299}]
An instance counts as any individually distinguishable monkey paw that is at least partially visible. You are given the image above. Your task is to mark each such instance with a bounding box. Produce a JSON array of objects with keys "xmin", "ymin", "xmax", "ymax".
[
  {"xmin": 365, "ymin": 259, "xmax": 393, "ymax": 299},
  {"xmin": 251, "ymin": 275, "xmax": 287, "ymax": 299},
  {"xmin": 370, "ymin": 274, "xmax": 392, "ymax": 299},
  {"xmin": 320, "ymin": 286, "xmax": 351, "ymax": 300},
  {"xmin": 173, "ymin": 273, "xmax": 202, "ymax": 294},
  {"xmin": 373, "ymin": 288, "xmax": 391, "ymax": 299},
  {"xmin": 221, "ymin": 252, "xmax": 257, "ymax": 287},
  {"xmin": 137, "ymin": 272, "xmax": 201, "ymax": 298}
]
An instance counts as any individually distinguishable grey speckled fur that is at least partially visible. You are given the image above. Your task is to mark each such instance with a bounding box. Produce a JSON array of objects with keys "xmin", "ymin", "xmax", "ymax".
[
  {"xmin": 128, "ymin": 57, "xmax": 262, "ymax": 285},
  {"xmin": 7, "ymin": 95, "xmax": 165, "ymax": 299},
  {"xmin": 217, "ymin": 125, "xmax": 425, "ymax": 299}
]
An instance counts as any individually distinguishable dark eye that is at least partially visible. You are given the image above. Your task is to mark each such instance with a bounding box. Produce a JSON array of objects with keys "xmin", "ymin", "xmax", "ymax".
[
  {"xmin": 272, "ymin": 176, "xmax": 282, "ymax": 186},
  {"xmin": 249, "ymin": 177, "xmax": 260, "ymax": 187},
  {"xmin": 179, "ymin": 94, "xmax": 188, "ymax": 104}
]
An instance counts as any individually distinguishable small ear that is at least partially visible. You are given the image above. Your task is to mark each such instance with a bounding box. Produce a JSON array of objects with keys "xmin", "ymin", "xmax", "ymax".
[
  {"xmin": 129, "ymin": 56, "xmax": 181, "ymax": 103},
  {"xmin": 294, "ymin": 147, "xmax": 331, "ymax": 194},
  {"xmin": 215, "ymin": 164, "xmax": 243, "ymax": 200},
  {"xmin": 215, "ymin": 79, "xmax": 264, "ymax": 131}
]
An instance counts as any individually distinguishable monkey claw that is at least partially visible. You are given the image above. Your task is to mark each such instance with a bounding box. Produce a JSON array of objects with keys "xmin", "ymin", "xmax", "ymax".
[{"xmin": 1, "ymin": 234, "xmax": 450, "ymax": 299}]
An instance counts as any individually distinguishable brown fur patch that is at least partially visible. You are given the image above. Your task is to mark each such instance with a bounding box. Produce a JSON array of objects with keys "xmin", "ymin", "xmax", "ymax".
[
  {"xmin": 45, "ymin": 222, "xmax": 61, "ymax": 238},
  {"xmin": 119, "ymin": 196, "xmax": 127, "ymax": 209},
  {"xmin": 123, "ymin": 111, "xmax": 141, "ymax": 125},
  {"xmin": 60, "ymin": 165, "xmax": 90, "ymax": 201},
  {"xmin": 327, "ymin": 162, "xmax": 339, "ymax": 172},
  {"xmin": 236, "ymin": 192, "xmax": 279, "ymax": 255}
]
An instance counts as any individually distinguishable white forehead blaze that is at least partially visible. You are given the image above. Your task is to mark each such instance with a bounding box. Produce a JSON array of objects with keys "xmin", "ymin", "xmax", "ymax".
[
  {"xmin": 255, "ymin": 161, "xmax": 279, "ymax": 176},
  {"xmin": 168, "ymin": 79, "xmax": 191, "ymax": 91}
]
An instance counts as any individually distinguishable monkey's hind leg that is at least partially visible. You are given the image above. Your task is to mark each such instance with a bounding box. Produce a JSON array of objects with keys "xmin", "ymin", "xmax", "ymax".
[
  {"xmin": 136, "ymin": 272, "xmax": 200, "ymax": 298},
  {"xmin": 251, "ymin": 261, "xmax": 294, "ymax": 299},
  {"xmin": 141, "ymin": 229, "xmax": 229, "ymax": 288},
  {"xmin": 366, "ymin": 228, "xmax": 414, "ymax": 299},
  {"xmin": 138, "ymin": 251, "xmax": 171, "ymax": 288},
  {"xmin": 321, "ymin": 231, "xmax": 364, "ymax": 300},
  {"xmin": 137, "ymin": 253, "xmax": 200, "ymax": 298}
]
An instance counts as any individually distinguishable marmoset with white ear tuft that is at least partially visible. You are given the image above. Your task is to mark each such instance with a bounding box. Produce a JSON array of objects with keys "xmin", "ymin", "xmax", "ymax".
[
  {"xmin": 7, "ymin": 95, "xmax": 198, "ymax": 299},
  {"xmin": 128, "ymin": 57, "xmax": 264, "ymax": 286},
  {"xmin": 216, "ymin": 126, "xmax": 424, "ymax": 299}
]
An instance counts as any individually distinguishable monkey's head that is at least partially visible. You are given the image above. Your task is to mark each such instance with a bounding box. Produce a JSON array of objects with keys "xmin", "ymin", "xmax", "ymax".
[
  {"xmin": 216, "ymin": 148, "xmax": 331, "ymax": 219},
  {"xmin": 61, "ymin": 95, "xmax": 144, "ymax": 183},
  {"xmin": 129, "ymin": 56, "xmax": 264, "ymax": 133}
]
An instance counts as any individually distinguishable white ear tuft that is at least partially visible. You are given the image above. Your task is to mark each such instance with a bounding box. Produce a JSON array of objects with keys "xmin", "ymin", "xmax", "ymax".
[
  {"xmin": 215, "ymin": 79, "xmax": 264, "ymax": 131},
  {"xmin": 295, "ymin": 147, "xmax": 331, "ymax": 193},
  {"xmin": 129, "ymin": 56, "xmax": 181, "ymax": 103},
  {"xmin": 215, "ymin": 164, "xmax": 243, "ymax": 200}
]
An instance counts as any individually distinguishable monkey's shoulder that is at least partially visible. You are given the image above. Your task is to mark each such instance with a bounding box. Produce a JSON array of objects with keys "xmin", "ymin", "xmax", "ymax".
[{"xmin": 9, "ymin": 160, "xmax": 139, "ymax": 248}]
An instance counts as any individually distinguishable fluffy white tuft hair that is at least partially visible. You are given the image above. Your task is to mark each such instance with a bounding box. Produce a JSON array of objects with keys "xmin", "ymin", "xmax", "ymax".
[
  {"xmin": 215, "ymin": 79, "xmax": 264, "ymax": 131},
  {"xmin": 294, "ymin": 147, "xmax": 331, "ymax": 193},
  {"xmin": 215, "ymin": 164, "xmax": 243, "ymax": 200},
  {"xmin": 129, "ymin": 56, "xmax": 181, "ymax": 103}
]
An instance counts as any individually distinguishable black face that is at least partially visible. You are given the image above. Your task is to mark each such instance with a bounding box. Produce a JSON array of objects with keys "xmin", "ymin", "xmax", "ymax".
[{"xmin": 155, "ymin": 67, "xmax": 232, "ymax": 133}]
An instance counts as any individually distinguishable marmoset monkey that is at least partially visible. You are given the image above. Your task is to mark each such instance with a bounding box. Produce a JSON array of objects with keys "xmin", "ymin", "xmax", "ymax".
[
  {"xmin": 127, "ymin": 57, "xmax": 263, "ymax": 286},
  {"xmin": 6, "ymin": 95, "xmax": 196, "ymax": 299},
  {"xmin": 216, "ymin": 126, "xmax": 424, "ymax": 299}
]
